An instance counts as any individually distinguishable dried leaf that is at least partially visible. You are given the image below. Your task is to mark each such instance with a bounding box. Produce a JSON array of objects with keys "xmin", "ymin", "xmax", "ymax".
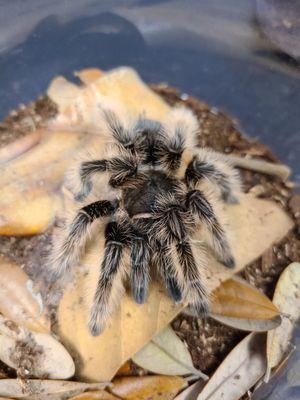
[
  {"xmin": 197, "ymin": 333, "xmax": 266, "ymax": 400},
  {"xmin": 210, "ymin": 277, "xmax": 281, "ymax": 331},
  {"xmin": 0, "ymin": 255, "xmax": 50, "ymax": 333},
  {"xmin": 266, "ymin": 262, "xmax": 300, "ymax": 372},
  {"xmin": 0, "ymin": 129, "xmax": 88, "ymax": 235},
  {"xmin": 0, "ymin": 314, "xmax": 74, "ymax": 379},
  {"xmin": 174, "ymin": 381, "xmax": 205, "ymax": 400},
  {"xmin": 0, "ymin": 129, "xmax": 42, "ymax": 164},
  {"xmin": 133, "ymin": 326, "xmax": 207, "ymax": 378},
  {"xmin": 47, "ymin": 67, "xmax": 171, "ymax": 128},
  {"xmin": 68, "ymin": 391, "xmax": 118, "ymax": 400},
  {"xmin": 74, "ymin": 68, "xmax": 104, "ymax": 85},
  {"xmin": 0, "ymin": 380, "xmax": 107, "ymax": 400},
  {"xmin": 110, "ymin": 376, "xmax": 186, "ymax": 400},
  {"xmin": 58, "ymin": 193, "xmax": 292, "ymax": 382}
]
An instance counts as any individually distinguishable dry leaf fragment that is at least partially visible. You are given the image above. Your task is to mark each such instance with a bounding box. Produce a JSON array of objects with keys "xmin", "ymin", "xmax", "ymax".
[
  {"xmin": 110, "ymin": 376, "xmax": 186, "ymax": 400},
  {"xmin": 0, "ymin": 380, "xmax": 108, "ymax": 400},
  {"xmin": 57, "ymin": 193, "xmax": 293, "ymax": 382},
  {"xmin": 47, "ymin": 67, "xmax": 171, "ymax": 128},
  {"xmin": 197, "ymin": 333, "xmax": 266, "ymax": 400},
  {"xmin": 0, "ymin": 314, "xmax": 74, "ymax": 380},
  {"xmin": 0, "ymin": 129, "xmax": 42, "ymax": 164},
  {"xmin": 266, "ymin": 262, "xmax": 300, "ymax": 374},
  {"xmin": 0, "ymin": 129, "xmax": 88, "ymax": 236},
  {"xmin": 69, "ymin": 391, "xmax": 119, "ymax": 400},
  {"xmin": 210, "ymin": 277, "xmax": 281, "ymax": 331},
  {"xmin": 74, "ymin": 68, "xmax": 104, "ymax": 85},
  {"xmin": 0, "ymin": 255, "xmax": 49, "ymax": 333},
  {"xmin": 174, "ymin": 381, "xmax": 205, "ymax": 400},
  {"xmin": 133, "ymin": 326, "xmax": 208, "ymax": 379}
]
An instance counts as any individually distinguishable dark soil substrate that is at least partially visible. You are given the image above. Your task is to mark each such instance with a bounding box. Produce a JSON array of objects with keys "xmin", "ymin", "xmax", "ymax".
[{"xmin": 0, "ymin": 84, "xmax": 299, "ymax": 384}]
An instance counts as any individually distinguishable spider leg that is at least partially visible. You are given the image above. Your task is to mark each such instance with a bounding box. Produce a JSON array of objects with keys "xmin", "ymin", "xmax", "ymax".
[
  {"xmin": 76, "ymin": 159, "xmax": 108, "ymax": 201},
  {"xmin": 49, "ymin": 199, "xmax": 118, "ymax": 279},
  {"xmin": 186, "ymin": 149, "xmax": 241, "ymax": 203},
  {"xmin": 187, "ymin": 189, "xmax": 235, "ymax": 268},
  {"xmin": 89, "ymin": 220, "xmax": 129, "ymax": 335},
  {"xmin": 154, "ymin": 241, "xmax": 184, "ymax": 303},
  {"xmin": 130, "ymin": 234, "xmax": 150, "ymax": 304},
  {"xmin": 176, "ymin": 239, "xmax": 209, "ymax": 315}
]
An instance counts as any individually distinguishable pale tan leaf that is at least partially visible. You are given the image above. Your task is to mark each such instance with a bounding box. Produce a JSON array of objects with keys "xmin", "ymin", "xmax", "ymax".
[
  {"xmin": 0, "ymin": 129, "xmax": 42, "ymax": 164},
  {"xmin": 267, "ymin": 262, "xmax": 300, "ymax": 372},
  {"xmin": 0, "ymin": 255, "xmax": 50, "ymax": 333},
  {"xmin": 174, "ymin": 381, "xmax": 205, "ymax": 400},
  {"xmin": 132, "ymin": 326, "xmax": 208, "ymax": 378},
  {"xmin": 47, "ymin": 67, "xmax": 171, "ymax": 128},
  {"xmin": 0, "ymin": 129, "xmax": 89, "ymax": 235},
  {"xmin": 0, "ymin": 314, "xmax": 74, "ymax": 380},
  {"xmin": 0, "ymin": 380, "xmax": 108, "ymax": 400},
  {"xmin": 68, "ymin": 391, "xmax": 119, "ymax": 399},
  {"xmin": 74, "ymin": 68, "xmax": 104, "ymax": 85},
  {"xmin": 210, "ymin": 277, "xmax": 281, "ymax": 331},
  {"xmin": 110, "ymin": 376, "xmax": 186, "ymax": 400},
  {"xmin": 57, "ymin": 193, "xmax": 293, "ymax": 382},
  {"xmin": 197, "ymin": 333, "xmax": 266, "ymax": 400}
]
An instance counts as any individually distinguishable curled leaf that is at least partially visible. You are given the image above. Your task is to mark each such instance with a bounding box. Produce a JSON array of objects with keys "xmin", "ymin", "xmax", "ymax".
[
  {"xmin": 110, "ymin": 376, "xmax": 186, "ymax": 400},
  {"xmin": 133, "ymin": 326, "xmax": 207, "ymax": 379},
  {"xmin": 0, "ymin": 314, "xmax": 75, "ymax": 380},
  {"xmin": 69, "ymin": 390, "xmax": 119, "ymax": 399},
  {"xmin": 0, "ymin": 380, "xmax": 108, "ymax": 400},
  {"xmin": 0, "ymin": 129, "xmax": 42, "ymax": 164},
  {"xmin": 0, "ymin": 255, "xmax": 49, "ymax": 333},
  {"xmin": 266, "ymin": 262, "xmax": 300, "ymax": 374},
  {"xmin": 210, "ymin": 277, "xmax": 281, "ymax": 331},
  {"xmin": 197, "ymin": 333, "xmax": 266, "ymax": 400}
]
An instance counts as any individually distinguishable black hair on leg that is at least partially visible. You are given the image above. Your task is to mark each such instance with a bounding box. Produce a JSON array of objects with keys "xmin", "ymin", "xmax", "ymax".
[
  {"xmin": 130, "ymin": 236, "xmax": 150, "ymax": 304},
  {"xmin": 155, "ymin": 242, "xmax": 183, "ymax": 302},
  {"xmin": 186, "ymin": 158, "xmax": 238, "ymax": 203},
  {"xmin": 76, "ymin": 159, "xmax": 108, "ymax": 202},
  {"xmin": 89, "ymin": 220, "xmax": 129, "ymax": 335},
  {"xmin": 49, "ymin": 199, "xmax": 118, "ymax": 280},
  {"xmin": 176, "ymin": 240, "xmax": 209, "ymax": 315},
  {"xmin": 186, "ymin": 189, "xmax": 235, "ymax": 268}
]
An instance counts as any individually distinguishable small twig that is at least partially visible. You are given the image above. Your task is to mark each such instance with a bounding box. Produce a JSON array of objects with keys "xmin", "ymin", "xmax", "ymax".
[{"xmin": 226, "ymin": 155, "xmax": 291, "ymax": 181}]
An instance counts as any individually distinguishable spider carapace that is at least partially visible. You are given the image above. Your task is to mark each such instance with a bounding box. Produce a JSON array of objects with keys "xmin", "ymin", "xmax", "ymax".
[{"xmin": 49, "ymin": 106, "xmax": 241, "ymax": 335}]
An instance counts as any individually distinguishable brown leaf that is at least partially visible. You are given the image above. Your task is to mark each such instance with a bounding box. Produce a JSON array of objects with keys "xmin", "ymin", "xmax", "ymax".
[
  {"xmin": 0, "ymin": 380, "xmax": 108, "ymax": 400},
  {"xmin": 57, "ymin": 193, "xmax": 293, "ymax": 382},
  {"xmin": 266, "ymin": 262, "xmax": 300, "ymax": 374},
  {"xmin": 0, "ymin": 255, "xmax": 50, "ymax": 333},
  {"xmin": 210, "ymin": 277, "xmax": 281, "ymax": 331},
  {"xmin": 68, "ymin": 391, "xmax": 119, "ymax": 400},
  {"xmin": 196, "ymin": 333, "xmax": 266, "ymax": 400},
  {"xmin": 110, "ymin": 376, "xmax": 186, "ymax": 400}
]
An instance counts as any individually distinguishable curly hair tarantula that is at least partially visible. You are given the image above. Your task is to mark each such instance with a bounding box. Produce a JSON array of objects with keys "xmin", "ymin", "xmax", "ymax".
[{"xmin": 49, "ymin": 106, "xmax": 241, "ymax": 336}]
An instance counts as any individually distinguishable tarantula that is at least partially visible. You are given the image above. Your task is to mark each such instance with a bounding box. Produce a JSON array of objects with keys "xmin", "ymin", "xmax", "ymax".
[{"xmin": 49, "ymin": 106, "xmax": 241, "ymax": 336}]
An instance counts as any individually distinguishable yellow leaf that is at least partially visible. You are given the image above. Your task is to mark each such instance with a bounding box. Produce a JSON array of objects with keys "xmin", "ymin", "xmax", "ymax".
[
  {"xmin": 267, "ymin": 262, "xmax": 300, "ymax": 372},
  {"xmin": 57, "ymin": 194, "xmax": 293, "ymax": 382},
  {"xmin": 110, "ymin": 376, "xmax": 186, "ymax": 400},
  {"xmin": 210, "ymin": 277, "xmax": 281, "ymax": 331},
  {"xmin": 0, "ymin": 255, "xmax": 49, "ymax": 333}
]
